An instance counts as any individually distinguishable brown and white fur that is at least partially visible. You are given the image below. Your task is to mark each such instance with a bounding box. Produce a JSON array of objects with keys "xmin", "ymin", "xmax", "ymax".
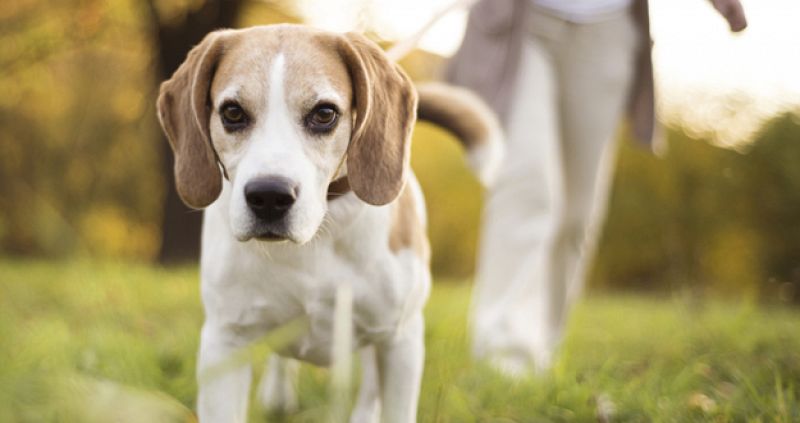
[{"xmin": 156, "ymin": 24, "xmax": 502, "ymax": 423}]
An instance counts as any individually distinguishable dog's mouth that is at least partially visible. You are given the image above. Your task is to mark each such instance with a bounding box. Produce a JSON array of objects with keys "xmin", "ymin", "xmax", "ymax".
[
  {"xmin": 254, "ymin": 231, "xmax": 289, "ymax": 242},
  {"xmin": 235, "ymin": 212, "xmax": 322, "ymax": 246}
]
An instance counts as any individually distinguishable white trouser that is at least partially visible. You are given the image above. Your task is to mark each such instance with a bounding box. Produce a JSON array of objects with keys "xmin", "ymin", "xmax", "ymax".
[{"xmin": 471, "ymin": 6, "xmax": 639, "ymax": 374}]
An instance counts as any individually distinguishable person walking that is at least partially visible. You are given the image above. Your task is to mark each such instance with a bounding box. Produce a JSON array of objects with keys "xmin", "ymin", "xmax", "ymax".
[{"xmin": 448, "ymin": 0, "xmax": 747, "ymax": 375}]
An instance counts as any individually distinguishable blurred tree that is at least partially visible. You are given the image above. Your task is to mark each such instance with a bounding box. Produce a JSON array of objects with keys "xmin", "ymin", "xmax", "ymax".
[
  {"xmin": 0, "ymin": 0, "xmax": 163, "ymax": 258},
  {"xmin": 143, "ymin": 0, "xmax": 245, "ymax": 264},
  {"xmin": 742, "ymin": 112, "xmax": 800, "ymax": 303},
  {"xmin": 590, "ymin": 112, "xmax": 800, "ymax": 304}
]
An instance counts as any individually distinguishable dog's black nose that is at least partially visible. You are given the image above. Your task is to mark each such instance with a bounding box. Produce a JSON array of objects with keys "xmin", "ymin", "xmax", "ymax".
[{"xmin": 244, "ymin": 177, "xmax": 298, "ymax": 222}]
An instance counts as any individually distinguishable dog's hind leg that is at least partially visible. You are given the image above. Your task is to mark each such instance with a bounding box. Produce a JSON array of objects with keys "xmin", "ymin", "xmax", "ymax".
[
  {"xmin": 258, "ymin": 354, "xmax": 299, "ymax": 415},
  {"xmin": 351, "ymin": 346, "xmax": 380, "ymax": 423}
]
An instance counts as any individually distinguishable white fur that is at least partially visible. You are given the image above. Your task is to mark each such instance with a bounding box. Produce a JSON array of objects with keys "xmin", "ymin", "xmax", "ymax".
[
  {"xmin": 468, "ymin": 130, "xmax": 505, "ymax": 188},
  {"xmin": 196, "ymin": 50, "xmax": 428, "ymax": 423},
  {"xmin": 463, "ymin": 88, "xmax": 505, "ymax": 189}
]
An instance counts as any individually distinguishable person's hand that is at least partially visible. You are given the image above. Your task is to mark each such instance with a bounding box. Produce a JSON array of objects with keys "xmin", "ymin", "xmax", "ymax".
[{"xmin": 710, "ymin": 0, "xmax": 748, "ymax": 32}]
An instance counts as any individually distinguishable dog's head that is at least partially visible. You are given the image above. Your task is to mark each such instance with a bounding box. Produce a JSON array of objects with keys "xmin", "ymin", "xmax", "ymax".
[{"xmin": 156, "ymin": 25, "xmax": 417, "ymax": 244}]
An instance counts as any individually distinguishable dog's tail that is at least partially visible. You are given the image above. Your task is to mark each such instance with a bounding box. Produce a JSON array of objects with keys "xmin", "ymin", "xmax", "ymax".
[{"xmin": 415, "ymin": 82, "xmax": 505, "ymax": 187}]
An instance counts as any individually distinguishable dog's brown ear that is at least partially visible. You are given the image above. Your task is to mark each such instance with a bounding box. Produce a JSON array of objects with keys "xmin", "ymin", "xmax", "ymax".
[
  {"xmin": 338, "ymin": 33, "xmax": 418, "ymax": 206},
  {"xmin": 156, "ymin": 31, "xmax": 228, "ymax": 209}
]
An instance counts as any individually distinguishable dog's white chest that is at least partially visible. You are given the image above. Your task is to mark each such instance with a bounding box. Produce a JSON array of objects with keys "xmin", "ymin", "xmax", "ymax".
[
  {"xmin": 200, "ymin": 199, "xmax": 428, "ymax": 366},
  {"xmin": 221, "ymin": 251, "xmax": 422, "ymax": 365}
]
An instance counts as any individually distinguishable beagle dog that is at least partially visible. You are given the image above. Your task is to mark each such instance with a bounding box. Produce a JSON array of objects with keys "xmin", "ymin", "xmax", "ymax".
[{"xmin": 156, "ymin": 24, "xmax": 502, "ymax": 423}]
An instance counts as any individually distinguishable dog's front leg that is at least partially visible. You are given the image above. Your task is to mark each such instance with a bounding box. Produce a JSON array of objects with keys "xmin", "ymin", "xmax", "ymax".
[
  {"xmin": 351, "ymin": 346, "xmax": 381, "ymax": 422},
  {"xmin": 197, "ymin": 321, "xmax": 254, "ymax": 423},
  {"xmin": 375, "ymin": 312, "xmax": 425, "ymax": 423}
]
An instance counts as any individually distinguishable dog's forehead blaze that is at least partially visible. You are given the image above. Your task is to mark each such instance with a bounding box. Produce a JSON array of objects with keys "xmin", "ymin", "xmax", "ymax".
[{"xmin": 210, "ymin": 27, "xmax": 352, "ymax": 107}]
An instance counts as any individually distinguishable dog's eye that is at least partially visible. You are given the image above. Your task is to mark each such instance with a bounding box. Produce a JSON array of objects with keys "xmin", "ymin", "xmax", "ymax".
[
  {"xmin": 305, "ymin": 104, "xmax": 338, "ymax": 133},
  {"xmin": 220, "ymin": 103, "xmax": 249, "ymax": 130}
]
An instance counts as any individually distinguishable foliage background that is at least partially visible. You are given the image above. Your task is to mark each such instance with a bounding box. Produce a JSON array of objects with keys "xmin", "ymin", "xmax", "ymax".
[
  {"xmin": 1, "ymin": 0, "xmax": 799, "ymax": 305},
  {"xmin": 2, "ymin": 1, "xmax": 800, "ymax": 421}
]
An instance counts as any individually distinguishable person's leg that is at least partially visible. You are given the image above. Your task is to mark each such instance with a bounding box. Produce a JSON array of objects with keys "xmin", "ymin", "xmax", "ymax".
[
  {"xmin": 470, "ymin": 9, "xmax": 564, "ymax": 374},
  {"xmin": 544, "ymin": 12, "xmax": 640, "ymax": 348},
  {"xmin": 471, "ymin": 9, "xmax": 640, "ymax": 376}
]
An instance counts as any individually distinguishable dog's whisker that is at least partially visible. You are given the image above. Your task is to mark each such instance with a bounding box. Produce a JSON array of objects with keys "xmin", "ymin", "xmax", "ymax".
[{"xmin": 255, "ymin": 240, "xmax": 273, "ymax": 260}]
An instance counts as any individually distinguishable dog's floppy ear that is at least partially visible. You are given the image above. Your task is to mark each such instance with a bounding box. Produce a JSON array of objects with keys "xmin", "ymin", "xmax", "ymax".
[
  {"xmin": 156, "ymin": 31, "xmax": 228, "ymax": 209},
  {"xmin": 338, "ymin": 33, "xmax": 418, "ymax": 206}
]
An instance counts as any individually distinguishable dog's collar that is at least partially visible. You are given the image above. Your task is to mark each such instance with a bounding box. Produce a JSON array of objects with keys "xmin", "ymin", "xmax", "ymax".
[{"xmin": 327, "ymin": 176, "xmax": 351, "ymax": 201}]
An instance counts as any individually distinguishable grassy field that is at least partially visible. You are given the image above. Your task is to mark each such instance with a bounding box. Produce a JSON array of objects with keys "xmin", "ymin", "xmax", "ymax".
[{"xmin": 1, "ymin": 259, "xmax": 798, "ymax": 422}]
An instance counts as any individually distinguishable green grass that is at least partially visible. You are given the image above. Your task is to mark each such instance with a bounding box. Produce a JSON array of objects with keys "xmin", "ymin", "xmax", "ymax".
[{"xmin": 1, "ymin": 259, "xmax": 799, "ymax": 422}]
